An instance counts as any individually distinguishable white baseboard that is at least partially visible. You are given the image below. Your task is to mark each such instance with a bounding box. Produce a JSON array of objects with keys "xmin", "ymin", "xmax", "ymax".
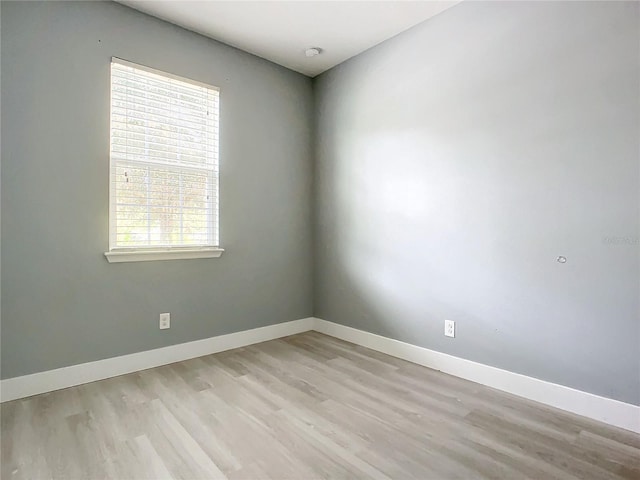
[
  {"xmin": 0, "ymin": 317, "xmax": 315, "ymax": 403},
  {"xmin": 313, "ymin": 318, "xmax": 640, "ymax": 434},
  {"xmin": 2, "ymin": 316, "xmax": 638, "ymax": 435}
]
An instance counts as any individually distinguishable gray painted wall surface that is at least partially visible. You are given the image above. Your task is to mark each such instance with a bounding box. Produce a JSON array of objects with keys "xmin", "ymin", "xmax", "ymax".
[
  {"xmin": 2, "ymin": 0, "xmax": 638, "ymax": 408},
  {"xmin": 1, "ymin": 1, "xmax": 313, "ymax": 379},
  {"xmin": 314, "ymin": 1, "xmax": 640, "ymax": 405}
]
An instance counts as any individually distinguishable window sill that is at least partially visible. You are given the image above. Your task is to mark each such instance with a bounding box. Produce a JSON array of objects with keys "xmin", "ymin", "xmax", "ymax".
[{"xmin": 104, "ymin": 247, "xmax": 224, "ymax": 263}]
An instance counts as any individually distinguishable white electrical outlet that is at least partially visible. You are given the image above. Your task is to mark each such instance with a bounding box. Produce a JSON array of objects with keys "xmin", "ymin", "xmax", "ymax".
[
  {"xmin": 444, "ymin": 320, "xmax": 455, "ymax": 338},
  {"xmin": 159, "ymin": 313, "xmax": 171, "ymax": 330}
]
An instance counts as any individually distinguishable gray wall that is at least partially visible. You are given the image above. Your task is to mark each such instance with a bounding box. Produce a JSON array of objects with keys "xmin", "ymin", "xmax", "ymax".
[
  {"xmin": 314, "ymin": 1, "xmax": 640, "ymax": 405},
  {"xmin": 2, "ymin": 0, "xmax": 638, "ymax": 407},
  {"xmin": 1, "ymin": 1, "xmax": 314, "ymax": 379}
]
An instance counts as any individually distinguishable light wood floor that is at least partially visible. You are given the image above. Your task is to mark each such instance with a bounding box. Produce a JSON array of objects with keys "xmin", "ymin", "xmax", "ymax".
[{"xmin": 1, "ymin": 332, "xmax": 639, "ymax": 480}]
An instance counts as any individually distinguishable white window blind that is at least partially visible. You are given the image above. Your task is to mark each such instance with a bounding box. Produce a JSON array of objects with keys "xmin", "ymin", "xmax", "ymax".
[{"xmin": 109, "ymin": 58, "xmax": 219, "ymax": 252}]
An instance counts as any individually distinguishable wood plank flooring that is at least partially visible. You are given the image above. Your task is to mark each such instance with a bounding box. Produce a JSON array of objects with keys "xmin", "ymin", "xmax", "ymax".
[{"xmin": 2, "ymin": 331, "xmax": 639, "ymax": 479}]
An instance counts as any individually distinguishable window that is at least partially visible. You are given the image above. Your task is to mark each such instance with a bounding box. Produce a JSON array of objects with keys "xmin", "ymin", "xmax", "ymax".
[{"xmin": 105, "ymin": 58, "xmax": 223, "ymax": 263}]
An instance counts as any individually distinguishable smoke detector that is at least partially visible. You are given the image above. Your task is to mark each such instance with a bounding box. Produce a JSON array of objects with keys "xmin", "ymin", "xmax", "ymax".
[{"xmin": 305, "ymin": 47, "xmax": 322, "ymax": 58}]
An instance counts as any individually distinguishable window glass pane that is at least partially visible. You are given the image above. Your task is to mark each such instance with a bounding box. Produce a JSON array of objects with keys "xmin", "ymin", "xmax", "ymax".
[{"xmin": 109, "ymin": 59, "xmax": 219, "ymax": 249}]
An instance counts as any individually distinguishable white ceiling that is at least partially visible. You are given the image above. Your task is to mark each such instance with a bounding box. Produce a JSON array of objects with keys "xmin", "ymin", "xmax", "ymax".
[{"xmin": 117, "ymin": 1, "xmax": 461, "ymax": 77}]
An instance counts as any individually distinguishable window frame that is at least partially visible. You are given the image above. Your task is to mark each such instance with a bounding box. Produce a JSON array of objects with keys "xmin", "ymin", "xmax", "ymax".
[{"xmin": 104, "ymin": 58, "xmax": 224, "ymax": 263}]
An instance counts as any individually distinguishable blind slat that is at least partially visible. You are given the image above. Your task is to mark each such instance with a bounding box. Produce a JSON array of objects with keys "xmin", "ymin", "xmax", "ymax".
[
  {"xmin": 111, "ymin": 107, "xmax": 217, "ymax": 130},
  {"xmin": 110, "ymin": 75, "xmax": 216, "ymax": 100},
  {"xmin": 111, "ymin": 133, "xmax": 215, "ymax": 154},
  {"xmin": 111, "ymin": 87, "xmax": 218, "ymax": 112},
  {"xmin": 111, "ymin": 62, "xmax": 219, "ymax": 93}
]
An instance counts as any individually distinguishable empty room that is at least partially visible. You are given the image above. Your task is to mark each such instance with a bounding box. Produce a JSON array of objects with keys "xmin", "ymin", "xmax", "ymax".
[{"xmin": 1, "ymin": 0, "xmax": 639, "ymax": 478}]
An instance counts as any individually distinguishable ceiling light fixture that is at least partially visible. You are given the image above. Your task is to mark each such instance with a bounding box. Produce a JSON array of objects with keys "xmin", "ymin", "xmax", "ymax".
[{"xmin": 305, "ymin": 47, "xmax": 322, "ymax": 58}]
